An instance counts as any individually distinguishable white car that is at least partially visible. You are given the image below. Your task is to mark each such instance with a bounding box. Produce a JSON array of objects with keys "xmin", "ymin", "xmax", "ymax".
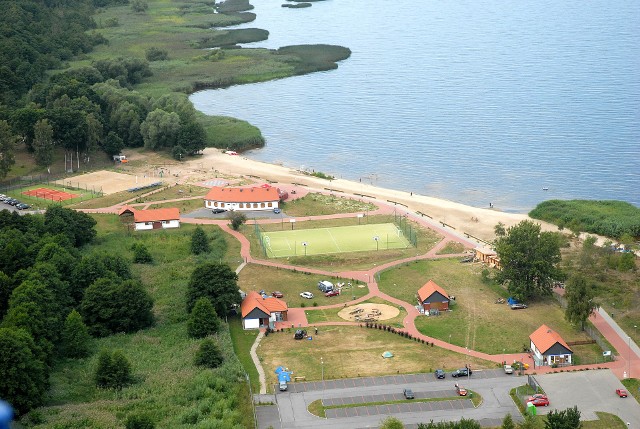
[
  {"xmin": 300, "ymin": 292, "xmax": 314, "ymax": 299},
  {"xmin": 504, "ymin": 365, "xmax": 513, "ymax": 374}
]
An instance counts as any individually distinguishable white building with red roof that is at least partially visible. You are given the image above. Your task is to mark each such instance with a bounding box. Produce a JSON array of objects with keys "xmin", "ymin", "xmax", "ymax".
[
  {"xmin": 204, "ymin": 186, "xmax": 280, "ymax": 212},
  {"xmin": 118, "ymin": 206, "xmax": 180, "ymax": 231},
  {"xmin": 529, "ymin": 324, "xmax": 573, "ymax": 367},
  {"xmin": 240, "ymin": 291, "xmax": 288, "ymax": 329}
]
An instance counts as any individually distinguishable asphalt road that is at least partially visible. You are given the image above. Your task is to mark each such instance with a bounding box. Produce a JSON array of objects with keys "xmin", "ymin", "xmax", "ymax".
[{"xmin": 271, "ymin": 370, "xmax": 524, "ymax": 429}]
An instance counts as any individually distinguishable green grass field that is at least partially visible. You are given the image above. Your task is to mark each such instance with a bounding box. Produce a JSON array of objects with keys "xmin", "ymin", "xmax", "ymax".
[{"xmin": 260, "ymin": 223, "xmax": 411, "ymax": 258}]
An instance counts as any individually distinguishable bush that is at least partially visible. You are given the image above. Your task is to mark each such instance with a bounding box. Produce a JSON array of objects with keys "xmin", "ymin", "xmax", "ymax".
[
  {"xmin": 126, "ymin": 414, "xmax": 155, "ymax": 429},
  {"xmin": 132, "ymin": 242, "xmax": 153, "ymax": 264},
  {"xmin": 60, "ymin": 309, "xmax": 92, "ymax": 359},
  {"xmin": 95, "ymin": 349, "xmax": 133, "ymax": 389},
  {"xmin": 194, "ymin": 338, "xmax": 224, "ymax": 368},
  {"xmin": 145, "ymin": 47, "xmax": 168, "ymax": 62}
]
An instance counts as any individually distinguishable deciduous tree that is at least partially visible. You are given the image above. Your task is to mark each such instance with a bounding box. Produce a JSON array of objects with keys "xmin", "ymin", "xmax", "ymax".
[
  {"xmin": 94, "ymin": 349, "xmax": 133, "ymax": 389},
  {"xmin": 564, "ymin": 275, "xmax": 598, "ymax": 330},
  {"xmin": 0, "ymin": 328, "xmax": 47, "ymax": 415},
  {"xmin": 495, "ymin": 220, "xmax": 564, "ymax": 301},
  {"xmin": 0, "ymin": 120, "xmax": 17, "ymax": 179},
  {"xmin": 33, "ymin": 119, "xmax": 54, "ymax": 168},
  {"xmin": 186, "ymin": 263, "xmax": 240, "ymax": 315},
  {"xmin": 140, "ymin": 109, "xmax": 181, "ymax": 149}
]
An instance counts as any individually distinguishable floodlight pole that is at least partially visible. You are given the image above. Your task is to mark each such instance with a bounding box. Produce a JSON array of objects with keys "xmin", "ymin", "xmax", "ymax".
[
  {"xmin": 374, "ymin": 236, "xmax": 379, "ymax": 251},
  {"xmin": 321, "ymin": 357, "xmax": 324, "ymax": 382}
]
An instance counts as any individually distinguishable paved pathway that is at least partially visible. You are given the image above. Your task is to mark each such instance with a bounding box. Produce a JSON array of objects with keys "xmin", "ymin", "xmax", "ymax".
[{"xmin": 251, "ymin": 331, "xmax": 268, "ymax": 394}]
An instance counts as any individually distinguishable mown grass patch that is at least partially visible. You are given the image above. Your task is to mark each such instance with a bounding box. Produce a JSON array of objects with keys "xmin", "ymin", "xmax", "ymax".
[
  {"xmin": 228, "ymin": 316, "xmax": 260, "ymax": 393},
  {"xmin": 622, "ymin": 378, "xmax": 639, "ymax": 403},
  {"xmin": 380, "ymin": 259, "xmax": 593, "ymax": 354},
  {"xmin": 281, "ymin": 192, "xmax": 377, "ymax": 216},
  {"xmin": 237, "ymin": 263, "xmax": 369, "ymax": 307},
  {"xmin": 258, "ymin": 325, "xmax": 494, "ymax": 390}
]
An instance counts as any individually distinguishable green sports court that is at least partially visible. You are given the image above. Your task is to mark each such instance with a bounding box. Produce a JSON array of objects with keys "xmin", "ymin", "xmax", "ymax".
[{"xmin": 259, "ymin": 223, "xmax": 411, "ymax": 258}]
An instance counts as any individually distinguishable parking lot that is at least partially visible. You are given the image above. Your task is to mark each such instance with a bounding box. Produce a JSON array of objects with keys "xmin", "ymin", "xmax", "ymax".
[
  {"xmin": 536, "ymin": 370, "xmax": 640, "ymax": 426},
  {"xmin": 268, "ymin": 370, "xmax": 523, "ymax": 429},
  {"xmin": 183, "ymin": 207, "xmax": 287, "ymax": 220},
  {"xmin": 0, "ymin": 194, "xmax": 31, "ymax": 211}
]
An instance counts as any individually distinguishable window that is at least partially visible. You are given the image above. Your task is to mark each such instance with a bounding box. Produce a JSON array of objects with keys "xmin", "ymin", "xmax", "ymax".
[
  {"xmin": 268, "ymin": 202, "xmax": 272, "ymax": 207},
  {"xmin": 213, "ymin": 202, "xmax": 218, "ymax": 207}
]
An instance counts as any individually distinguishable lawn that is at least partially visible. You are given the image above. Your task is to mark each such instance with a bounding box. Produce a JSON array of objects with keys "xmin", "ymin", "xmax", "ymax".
[
  {"xmin": 257, "ymin": 325, "xmax": 495, "ymax": 390},
  {"xmin": 242, "ymin": 215, "xmax": 443, "ymax": 271},
  {"xmin": 237, "ymin": 263, "xmax": 369, "ymax": 307},
  {"xmin": 379, "ymin": 259, "xmax": 594, "ymax": 355},
  {"xmin": 305, "ymin": 297, "xmax": 407, "ymax": 328},
  {"xmin": 228, "ymin": 316, "xmax": 260, "ymax": 393},
  {"xmin": 280, "ymin": 192, "xmax": 377, "ymax": 216}
]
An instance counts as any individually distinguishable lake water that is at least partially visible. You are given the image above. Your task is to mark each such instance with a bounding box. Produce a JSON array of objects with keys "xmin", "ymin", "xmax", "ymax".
[{"xmin": 190, "ymin": 0, "xmax": 640, "ymax": 212}]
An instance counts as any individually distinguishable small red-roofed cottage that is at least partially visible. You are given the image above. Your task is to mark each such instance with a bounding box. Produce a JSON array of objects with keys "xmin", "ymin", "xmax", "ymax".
[
  {"xmin": 530, "ymin": 324, "xmax": 573, "ymax": 367},
  {"xmin": 417, "ymin": 280, "xmax": 450, "ymax": 312},
  {"xmin": 204, "ymin": 186, "xmax": 280, "ymax": 211},
  {"xmin": 241, "ymin": 291, "xmax": 288, "ymax": 329},
  {"xmin": 118, "ymin": 206, "xmax": 180, "ymax": 231}
]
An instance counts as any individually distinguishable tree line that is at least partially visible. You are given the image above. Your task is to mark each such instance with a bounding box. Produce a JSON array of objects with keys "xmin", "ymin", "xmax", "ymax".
[{"xmin": 0, "ymin": 0, "xmax": 209, "ymax": 180}]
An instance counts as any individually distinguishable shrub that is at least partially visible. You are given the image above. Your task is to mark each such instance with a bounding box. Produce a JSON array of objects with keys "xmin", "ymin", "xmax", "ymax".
[
  {"xmin": 145, "ymin": 47, "xmax": 168, "ymax": 62},
  {"xmin": 126, "ymin": 414, "xmax": 155, "ymax": 429},
  {"xmin": 187, "ymin": 298, "xmax": 220, "ymax": 339},
  {"xmin": 194, "ymin": 338, "xmax": 224, "ymax": 368},
  {"xmin": 95, "ymin": 349, "xmax": 133, "ymax": 389}
]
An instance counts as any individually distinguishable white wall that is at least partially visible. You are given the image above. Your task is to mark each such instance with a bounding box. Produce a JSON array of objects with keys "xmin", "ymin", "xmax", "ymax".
[
  {"xmin": 134, "ymin": 220, "xmax": 180, "ymax": 230},
  {"xmin": 162, "ymin": 220, "xmax": 180, "ymax": 229},
  {"xmin": 205, "ymin": 200, "xmax": 279, "ymax": 211},
  {"xmin": 243, "ymin": 318, "xmax": 260, "ymax": 330}
]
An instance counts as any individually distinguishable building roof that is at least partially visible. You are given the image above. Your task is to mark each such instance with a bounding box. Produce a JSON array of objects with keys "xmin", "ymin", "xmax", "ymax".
[
  {"xmin": 118, "ymin": 206, "xmax": 180, "ymax": 223},
  {"xmin": 529, "ymin": 324, "xmax": 573, "ymax": 354},
  {"xmin": 417, "ymin": 280, "xmax": 449, "ymax": 303},
  {"xmin": 204, "ymin": 186, "xmax": 280, "ymax": 203},
  {"xmin": 241, "ymin": 291, "xmax": 288, "ymax": 318}
]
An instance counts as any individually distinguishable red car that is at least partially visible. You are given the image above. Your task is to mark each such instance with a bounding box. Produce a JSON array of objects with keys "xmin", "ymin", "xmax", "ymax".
[
  {"xmin": 527, "ymin": 394, "xmax": 550, "ymax": 407},
  {"xmin": 616, "ymin": 389, "xmax": 628, "ymax": 398},
  {"xmin": 455, "ymin": 385, "xmax": 467, "ymax": 396},
  {"xmin": 325, "ymin": 290, "xmax": 340, "ymax": 297},
  {"xmin": 271, "ymin": 291, "xmax": 284, "ymax": 298}
]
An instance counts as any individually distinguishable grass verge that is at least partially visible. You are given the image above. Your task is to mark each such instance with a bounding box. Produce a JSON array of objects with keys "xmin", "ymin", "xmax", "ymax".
[{"xmin": 229, "ymin": 316, "xmax": 260, "ymax": 393}]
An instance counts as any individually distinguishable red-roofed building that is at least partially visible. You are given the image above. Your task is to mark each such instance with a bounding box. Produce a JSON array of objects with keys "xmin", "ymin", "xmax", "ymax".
[
  {"xmin": 204, "ymin": 186, "xmax": 280, "ymax": 211},
  {"xmin": 417, "ymin": 280, "xmax": 450, "ymax": 312},
  {"xmin": 529, "ymin": 324, "xmax": 573, "ymax": 367},
  {"xmin": 118, "ymin": 206, "xmax": 180, "ymax": 231},
  {"xmin": 240, "ymin": 291, "xmax": 288, "ymax": 330}
]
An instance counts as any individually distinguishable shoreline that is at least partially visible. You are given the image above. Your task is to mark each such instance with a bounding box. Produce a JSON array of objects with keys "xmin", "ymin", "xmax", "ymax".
[{"xmin": 182, "ymin": 148, "xmax": 562, "ymax": 242}]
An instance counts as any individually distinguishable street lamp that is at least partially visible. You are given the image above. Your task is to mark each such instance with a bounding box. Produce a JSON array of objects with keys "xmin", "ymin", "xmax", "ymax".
[
  {"xmin": 373, "ymin": 235, "xmax": 379, "ymax": 251},
  {"xmin": 321, "ymin": 357, "xmax": 324, "ymax": 382},
  {"xmin": 629, "ymin": 336, "xmax": 632, "ymax": 378},
  {"xmin": 302, "ymin": 242, "xmax": 308, "ymax": 256}
]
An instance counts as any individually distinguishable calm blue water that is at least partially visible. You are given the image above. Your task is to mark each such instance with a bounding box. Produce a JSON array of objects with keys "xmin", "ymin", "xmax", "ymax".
[{"xmin": 190, "ymin": 0, "xmax": 640, "ymax": 212}]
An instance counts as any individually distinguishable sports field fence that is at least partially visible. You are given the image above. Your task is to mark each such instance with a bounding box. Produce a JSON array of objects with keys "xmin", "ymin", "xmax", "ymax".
[
  {"xmin": 393, "ymin": 211, "xmax": 418, "ymax": 247},
  {"xmin": 0, "ymin": 174, "xmax": 103, "ymax": 198},
  {"xmin": 254, "ymin": 221, "xmax": 268, "ymax": 258}
]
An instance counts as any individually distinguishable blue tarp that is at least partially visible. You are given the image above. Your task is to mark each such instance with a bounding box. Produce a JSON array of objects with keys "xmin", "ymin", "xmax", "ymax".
[
  {"xmin": 275, "ymin": 366, "xmax": 291, "ymax": 382},
  {"xmin": 507, "ymin": 297, "xmax": 519, "ymax": 306}
]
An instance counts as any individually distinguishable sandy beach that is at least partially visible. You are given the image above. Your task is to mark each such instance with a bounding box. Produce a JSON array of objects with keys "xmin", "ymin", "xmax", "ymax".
[{"xmin": 182, "ymin": 149, "xmax": 561, "ymax": 242}]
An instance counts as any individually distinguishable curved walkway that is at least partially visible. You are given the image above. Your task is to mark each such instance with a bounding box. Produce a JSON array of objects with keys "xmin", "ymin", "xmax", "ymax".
[{"xmin": 79, "ymin": 182, "xmax": 638, "ymax": 393}]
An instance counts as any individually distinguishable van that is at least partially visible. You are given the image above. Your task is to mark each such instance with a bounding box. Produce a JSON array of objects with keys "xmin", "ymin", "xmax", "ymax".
[{"xmin": 318, "ymin": 280, "xmax": 334, "ymax": 292}]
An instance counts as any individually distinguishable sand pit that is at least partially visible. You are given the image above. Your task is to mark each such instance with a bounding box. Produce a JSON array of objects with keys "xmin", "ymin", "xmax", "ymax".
[
  {"xmin": 338, "ymin": 303, "xmax": 400, "ymax": 322},
  {"xmin": 54, "ymin": 170, "xmax": 163, "ymax": 195}
]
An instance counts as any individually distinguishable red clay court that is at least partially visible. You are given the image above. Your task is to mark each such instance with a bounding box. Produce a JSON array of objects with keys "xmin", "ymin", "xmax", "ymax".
[{"xmin": 22, "ymin": 187, "xmax": 80, "ymax": 201}]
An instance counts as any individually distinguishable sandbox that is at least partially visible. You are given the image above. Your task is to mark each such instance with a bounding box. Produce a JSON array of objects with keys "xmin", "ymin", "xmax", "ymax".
[{"xmin": 338, "ymin": 303, "xmax": 400, "ymax": 322}]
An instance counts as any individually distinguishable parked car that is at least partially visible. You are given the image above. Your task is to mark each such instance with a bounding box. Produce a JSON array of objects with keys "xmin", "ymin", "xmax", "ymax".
[
  {"xmin": 325, "ymin": 290, "xmax": 340, "ymax": 297},
  {"xmin": 510, "ymin": 303, "xmax": 528, "ymax": 310},
  {"xmin": 16, "ymin": 203, "xmax": 30, "ymax": 210},
  {"xmin": 6, "ymin": 199, "xmax": 19, "ymax": 205},
  {"xmin": 211, "ymin": 208, "xmax": 226, "ymax": 214},
  {"xmin": 294, "ymin": 329, "xmax": 307, "ymax": 340},
  {"xmin": 504, "ymin": 364, "xmax": 513, "ymax": 374},
  {"xmin": 272, "ymin": 291, "xmax": 284, "ymax": 298},
  {"xmin": 300, "ymin": 292, "xmax": 314, "ymax": 299},
  {"xmin": 455, "ymin": 384, "xmax": 467, "ymax": 396},
  {"xmin": 434, "ymin": 369, "xmax": 446, "ymax": 379},
  {"xmin": 451, "ymin": 368, "xmax": 472, "ymax": 377},
  {"xmin": 403, "ymin": 388, "xmax": 415, "ymax": 399},
  {"xmin": 527, "ymin": 394, "xmax": 550, "ymax": 406},
  {"xmin": 273, "ymin": 208, "xmax": 281, "ymax": 214},
  {"xmin": 616, "ymin": 389, "xmax": 628, "ymax": 398}
]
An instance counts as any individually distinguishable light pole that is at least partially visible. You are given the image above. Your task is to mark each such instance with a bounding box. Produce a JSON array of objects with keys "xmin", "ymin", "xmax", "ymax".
[
  {"xmin": 321, "ymin": 357, "xmax": 324, "ymax": 382},
  {"xmin": 629, "ymin": 336, "xmax": 632, "ymax": 378},
  {"xmin": 373, "ymin": 235, "xmax": 379, "ymax": 251},
  {"xmin": 302, "ymin": 242, "xmax": 308, "ymax": 256}
]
